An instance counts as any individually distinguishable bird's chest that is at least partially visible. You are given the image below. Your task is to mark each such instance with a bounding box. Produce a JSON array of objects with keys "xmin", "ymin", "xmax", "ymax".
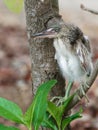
[
  {"xmin": 53, "ymin": 38, "xmax": 75, "ymax": 64},
  {"xmin": 53, "ymin": 39, "xmax": 83, "ymax": 81},
  {"xmin": 53, "ymin": 38, "xmax": 71, "ymax": 60}
]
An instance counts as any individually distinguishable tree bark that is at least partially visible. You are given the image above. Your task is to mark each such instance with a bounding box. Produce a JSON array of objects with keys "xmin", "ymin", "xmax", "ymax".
[
  {"xmin": 24, "ymin": 0, "xmax": 66, "ymax": 129},
  {"xmin": 24, "ymin": 0, "xmax": 65, "ymax": 97}
]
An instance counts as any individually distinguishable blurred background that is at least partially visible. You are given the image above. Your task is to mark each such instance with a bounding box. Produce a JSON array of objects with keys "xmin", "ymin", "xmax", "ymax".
[{"xmin": 0, "ymin": 0, "xmax": 98, "ymax": 130}]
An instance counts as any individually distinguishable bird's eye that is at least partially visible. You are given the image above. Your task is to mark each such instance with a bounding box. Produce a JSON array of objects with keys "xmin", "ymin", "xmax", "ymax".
[{"xmin": 54, "ymin": 28, "xmax": 60, "ymax": 32}]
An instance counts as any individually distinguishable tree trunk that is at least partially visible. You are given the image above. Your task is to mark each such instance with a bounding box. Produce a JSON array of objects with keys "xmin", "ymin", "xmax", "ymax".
[
  {"xmin": 24, "ymin": 0, "xmax": 68, "ymax": 129},
  {"xmin": 24, "ymin": 0, "xmax": 65, "ymax": 100}
]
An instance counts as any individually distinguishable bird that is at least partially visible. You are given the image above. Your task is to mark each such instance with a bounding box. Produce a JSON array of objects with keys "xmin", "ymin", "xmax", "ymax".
[{"xmin": 32, "ymin": 20, "xmax": 93, "ymax": 102}]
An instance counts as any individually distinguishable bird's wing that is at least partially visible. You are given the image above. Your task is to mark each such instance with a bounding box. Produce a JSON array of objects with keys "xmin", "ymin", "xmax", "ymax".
[{"xmin": 76, "ymin": 36, "xmax": 92, "ymax": 75}]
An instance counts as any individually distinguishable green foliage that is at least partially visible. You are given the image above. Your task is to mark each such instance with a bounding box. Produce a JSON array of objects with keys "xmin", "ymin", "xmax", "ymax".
[
  {"xmin": 47, "ymin": 101, "xmax": 61, "ymax": 129},
  {"xmin": 0, "ymin": 80, "xmax": 83, "ymax": 130},
  {"xmin": 62, "ymin": 109, "xmax": 82, "ymax": 130},
  {"xmin": 3, "ymin": 0, "xmax": 23, "ymax": 13},
  {"xmin": 0, "ymin": 97, "xmax": 24, "ymax": 123},
  {"xmin": 41, "ymin": 94, "xmax": 82, "ymax": 130},
  {"xmin": 24, "ymin": 80, "xmax": 57, "ymax": 130},
  {"xmin": 41, "ymin": 112, "xmax": 58, "ymax": 130},
  {"xmin": 0, "ymin": 124, "xmax": 19, "ymax": 130},
  {"xmin": 47, "ymin": 95, "xmax": 75, "ymax": 129}
]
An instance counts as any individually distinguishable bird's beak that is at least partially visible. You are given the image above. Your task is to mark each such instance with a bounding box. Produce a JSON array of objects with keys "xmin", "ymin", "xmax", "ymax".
[{"xmin": 32, "ymin": 28, "xmax": 56, "ymax": 38}]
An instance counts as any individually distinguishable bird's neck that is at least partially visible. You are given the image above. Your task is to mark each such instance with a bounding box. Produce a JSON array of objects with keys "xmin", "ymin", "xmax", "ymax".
[{"xmin": 53, "ymin": 38, "xmax": 71, "ymax": 53}]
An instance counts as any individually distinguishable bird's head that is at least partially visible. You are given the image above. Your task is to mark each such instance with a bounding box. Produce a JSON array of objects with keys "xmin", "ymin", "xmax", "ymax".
[{"xmin": 32, "ymin": 26, "xmax": 62, "ymax": 39}]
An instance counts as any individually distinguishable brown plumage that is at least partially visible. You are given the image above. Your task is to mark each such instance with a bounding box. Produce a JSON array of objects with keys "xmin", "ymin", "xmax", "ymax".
[{"xmin": 32, "ymin": 22, "xmax": 93, "ymax": 82}]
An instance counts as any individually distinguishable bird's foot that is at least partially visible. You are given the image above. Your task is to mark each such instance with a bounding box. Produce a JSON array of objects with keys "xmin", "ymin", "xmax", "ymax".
[
  {"xmin": 56, "ymin": 97, "xmax": 66, "ymax": 106},
  {"xmin": 50, "ymin": 96, "xmax": 61, "ymax": 102},
  {"xmin": 51, "ymin": 96, "xmax": 65, "ymax": 106}
]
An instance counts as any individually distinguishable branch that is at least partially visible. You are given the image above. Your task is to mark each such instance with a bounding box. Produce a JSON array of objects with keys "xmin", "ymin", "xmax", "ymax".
[
  {"xmin": 67, "ymin": 60, "xmax": 98, "ymax": 111},
  {"xmin": 81, "ymin": 4, "xmax": 98, "ymax": 15}
]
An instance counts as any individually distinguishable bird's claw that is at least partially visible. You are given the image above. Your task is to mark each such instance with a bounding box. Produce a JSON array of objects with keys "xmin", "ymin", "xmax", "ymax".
[
  {"xmin": 50, "ymin": 96, "xmax": 61, "ymax": 102},
  {"xmin": 51, "ymin": 96, "xmax": 65, "ymax": 106},
  {"xmin": 56, "ymin": 97, "xmax": 66, "ymax": 106}
]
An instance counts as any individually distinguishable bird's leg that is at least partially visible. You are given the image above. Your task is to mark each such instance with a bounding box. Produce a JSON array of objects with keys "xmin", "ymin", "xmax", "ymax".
[
  {"xmin": 55, "ymin": 81, "xmax": 74, "ymax": 106},
  {"xmin": 79, "ymin": 75, "xmax": 90, "ymax": 102},
  {"xmin": 50, "ymin": 82, "xmax": 66, "ymax": 104},
  {"xmin": 80, "ymin": 83, "xmax": 89, "ymax": 102},
  {"xmin": 65, "ymin": 81, "xmax": 74, "ymax": 99}
]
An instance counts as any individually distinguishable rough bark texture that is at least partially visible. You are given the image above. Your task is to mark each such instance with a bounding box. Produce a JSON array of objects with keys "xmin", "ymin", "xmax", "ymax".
[{"xmin": 24, "ymin": 0, "xmax": 65, "ymax": 98}]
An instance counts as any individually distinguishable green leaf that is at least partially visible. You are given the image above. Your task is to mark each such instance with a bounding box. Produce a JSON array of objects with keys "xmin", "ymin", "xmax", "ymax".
[
  {"xmin": 47, "ymin": 101, "xmax": 61, "ymax": 129},
  {"xmin": 3, "ymin": 0, "xmax": 23, "ymax": 13},
  {"xmin": 41, "ymin": 112, "xmax": 58, "ymax": 130},
  {"xmin": 60, "ymin": 94, "xmax": 75, "ymax": 115},
  {"xmin": 62, "ymin": 109, "xmax": 82, "ymax": 130},
  {"xmin": 0, "ymin": 124, "xmax": 19, "ymax": 130},
  {"xmin": 0, "ymin": 97, "xmax": 23, "ymax": 123},
  {"xmin": 47, "ymin": 94, "xmax": 75, "ymax": 129},
  {"xmin": 24, "ymin": 80, "xmax": 57, "ymax": 130}
]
